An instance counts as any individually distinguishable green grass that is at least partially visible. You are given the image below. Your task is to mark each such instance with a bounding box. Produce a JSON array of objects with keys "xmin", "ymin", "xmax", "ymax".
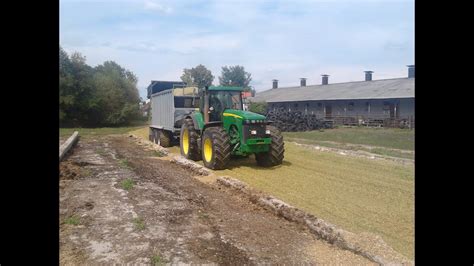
[
  {"xmin": 121, "ymin": 178, "xmax": 135, "ymax": 190},
  {"xmin": 219, "ymin": 142, "xmax": 414, "ymax": 259},
  {"xmin": 60, "ymin": 125, "xmax": 146, "ymax": 138},
  {"xmin": 286, "ymin": 137, "xmax": 414, "ymax": 160},
  {"xmin": 151, "ymin": 254, "xmax": 164, "ymax": 265},
  {"xmin": 152, "ymin": 150, "xmax": 166, "ymax": 157},
  {"xmin": 119, "ymin": 159, "xmax": 131, "ymax": 169},
  {"xmin": 65, "ymin": 216, "xmax": 80, "ymax": 225},
  {"xmin": 133, "ymin": 217, "xmax": 145, "ymax": 230},
  {"xmin": 283, "ymin": 127, "xmax": 414, "ymax": 151}
]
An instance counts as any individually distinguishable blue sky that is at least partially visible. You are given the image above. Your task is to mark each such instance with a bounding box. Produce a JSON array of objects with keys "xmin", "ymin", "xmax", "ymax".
[{"xmin": 60, "ymin": 0, "xmax": 414, "ymax": 100}]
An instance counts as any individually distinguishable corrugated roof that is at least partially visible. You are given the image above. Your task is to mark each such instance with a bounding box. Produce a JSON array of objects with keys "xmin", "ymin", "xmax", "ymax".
[{"xmin": 250, "ymin": 77, "xmax": 414, "ymax": 103}]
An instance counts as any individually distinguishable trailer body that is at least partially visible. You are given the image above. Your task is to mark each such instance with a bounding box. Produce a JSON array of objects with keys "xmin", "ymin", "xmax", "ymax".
[{"xmin": 149, "ymin": 87, "xmax": 199, "ymax": 146}]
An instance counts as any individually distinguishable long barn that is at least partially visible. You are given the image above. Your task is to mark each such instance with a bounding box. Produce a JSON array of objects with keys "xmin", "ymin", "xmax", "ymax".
[{"xmin": 250, "ymin": 65, "xmax": 415, "ymax": 128}]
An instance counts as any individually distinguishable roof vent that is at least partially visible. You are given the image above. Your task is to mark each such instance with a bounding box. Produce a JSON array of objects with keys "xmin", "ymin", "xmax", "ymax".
[
  {"xmin": 407, "ymin": 65, "xmax": 415, "ymax": 78},
  {"xmin": 321, "ymin": 74, "xmax": 329, "ymax": 85},
  {"xmin": 272, "ymin": 79, "xmax": 278, "ymax": 89},
  {"xmin": 364, "ymin": 71, "xmax": 373, "ymax": 81},
  {"xmin": 300, "ymin": 78, "xmax": 307, "ymax": 87}
]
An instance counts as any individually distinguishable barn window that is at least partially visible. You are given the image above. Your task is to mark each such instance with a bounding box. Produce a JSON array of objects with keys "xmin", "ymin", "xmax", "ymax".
[
  {"xmin": 317, "ymin": 103, "xmax": 322, "ymax": 107},
  {"xmin": 348, "ymin": 102, "xmax": 354, "ymax": 111},
  {"xmin": 383, "ymin": 101, "xmax": 390, "ymax": 110},
  {"xmin": 294, "ymin": 103, "xmax": 298, "ymax": 107}
]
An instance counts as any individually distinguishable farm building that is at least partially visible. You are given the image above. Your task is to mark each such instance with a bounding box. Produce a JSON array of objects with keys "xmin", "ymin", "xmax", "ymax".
[{"xmin": 250, "ymin": 65, "xmax": 415, "ymax": 128}]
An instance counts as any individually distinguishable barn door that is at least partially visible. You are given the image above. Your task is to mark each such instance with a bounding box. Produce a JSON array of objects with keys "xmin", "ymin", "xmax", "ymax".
[
  {"xmin": 389, "ymin": 103, "xmax": 400, "ymax": 119},
  {"xmin": 325, "ymin": 105, "xmax": 332, "ymax": 118}
]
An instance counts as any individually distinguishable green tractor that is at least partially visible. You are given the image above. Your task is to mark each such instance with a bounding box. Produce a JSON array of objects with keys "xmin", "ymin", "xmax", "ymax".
[{"xmin": 180, "ymin": 86, "xmax": 284, "ymax": 170}]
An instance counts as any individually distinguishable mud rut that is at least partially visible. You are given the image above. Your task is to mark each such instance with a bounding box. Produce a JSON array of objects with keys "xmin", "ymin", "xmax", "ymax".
[{"xmin": 59, "ymin": 135, "xmax": 373, "ymax": 265}]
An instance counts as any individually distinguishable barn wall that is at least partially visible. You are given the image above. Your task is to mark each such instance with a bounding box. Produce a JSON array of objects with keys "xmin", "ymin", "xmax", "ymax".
[{"xmin": 267, "ymin": 98, "xmax": 415, "ymax": 119}]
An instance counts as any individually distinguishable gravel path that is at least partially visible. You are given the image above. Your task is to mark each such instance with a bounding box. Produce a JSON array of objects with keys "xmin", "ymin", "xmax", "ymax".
[{"xmin": 59, "ymin": 135, "xmax": 373, "ymax": 265}]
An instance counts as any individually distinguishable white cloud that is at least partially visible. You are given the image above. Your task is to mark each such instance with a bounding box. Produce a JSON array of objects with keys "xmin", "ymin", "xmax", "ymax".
[{"xmin": 144, "ymin": 0, "xmax": 172, "ymax": 13}]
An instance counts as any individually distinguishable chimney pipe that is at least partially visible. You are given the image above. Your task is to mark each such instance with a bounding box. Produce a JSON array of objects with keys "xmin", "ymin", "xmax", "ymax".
[
  {"xmin": 321, "ymin": 74, "xmax": 329, "ymax": 85},
  {"xmin": 407, "ymin": 65, "xmax": 415, "ymax": 78},
  {"xmin": 364, "ymin": 71, "xmax": 373, "ymax": 81},
  {"xmin": 300, "ymin": 78, "xmax": 307, "ymax": 87},
  {"xmin": 272, "ymin": 79, "xmax": 278, "ymax": 89}
]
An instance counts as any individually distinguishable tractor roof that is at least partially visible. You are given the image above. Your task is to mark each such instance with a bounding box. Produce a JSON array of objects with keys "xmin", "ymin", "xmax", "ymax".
[{"xmin": 208, "ymin": 86, "xmax": 244, "ymax": 91}]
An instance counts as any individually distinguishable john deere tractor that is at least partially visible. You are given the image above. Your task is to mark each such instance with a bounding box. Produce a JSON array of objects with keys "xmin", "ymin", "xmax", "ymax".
[{"xmin": 180, "ymin": 86, "xmax": 284, "ymax": 170}]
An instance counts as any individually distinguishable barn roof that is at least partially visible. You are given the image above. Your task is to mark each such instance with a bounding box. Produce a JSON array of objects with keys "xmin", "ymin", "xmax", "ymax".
[{"xmin": 250, "ymin": 77, "xmax": 414, "ymax": 103}]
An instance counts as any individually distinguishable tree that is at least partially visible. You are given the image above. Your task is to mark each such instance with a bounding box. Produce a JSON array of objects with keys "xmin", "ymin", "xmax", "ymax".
[
  {"xmin": 180, "ymin": 68, "xmax": 194, "ymax": 86},
  {"xmin": 59, "ymin": 46, "xmax": 141, "ymax": 127},
  {"xmin": 180, "ymin": 64, "xmax": 214, "ymax": 88},
  {"xmin": 219, "ymin": 65, "xmax": 252, "ymax": 91},
  {"xmin": 93, "ymin": 61, "xmax": 141, "ymax": 126},
  {"xmin": 248, "ymin": 101, "xmax": 268, "ymax": 115}
]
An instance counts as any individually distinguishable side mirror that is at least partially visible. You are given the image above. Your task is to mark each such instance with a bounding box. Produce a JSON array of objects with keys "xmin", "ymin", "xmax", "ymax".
[{"xmin": 209, "ymin": 106, "xmax": 214, "ymax": 111}]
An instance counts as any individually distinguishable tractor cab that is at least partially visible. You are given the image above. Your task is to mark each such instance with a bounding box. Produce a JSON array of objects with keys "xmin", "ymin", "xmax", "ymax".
[{"xmin": 200, "ymin": 86, "xmax": 244, "ymax": 122}]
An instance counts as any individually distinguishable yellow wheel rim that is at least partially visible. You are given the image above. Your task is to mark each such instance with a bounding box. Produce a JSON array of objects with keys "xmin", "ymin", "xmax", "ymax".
[
  {"xmin": 182, "ymin": 129, "xmax": 189, "ymax": 155},
  {"xmin": 204, "ymin": 138, "xmax": 212, "ymax": 162}
]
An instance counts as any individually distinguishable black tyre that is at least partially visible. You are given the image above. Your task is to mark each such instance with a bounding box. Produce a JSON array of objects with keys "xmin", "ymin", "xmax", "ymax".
[
  {"xmin": 255, "ymin": 125, "xmax": 284, "ymax": 167},
  {"xmin": 180, "ymin": 118, "xmax": 201, "ymax": 161},
  {"xmin": 158, "ymin": 130, "xmax": 172, "ymax": 147},
  {"xmin": 201, "ymin": 127, "xmax": 231, "ymax": 170},
  {"xmin": 152, "ymin": 129, "xmax": 159, "ymax": 144},
  {"xmin": 149, "ymin": 128, "xmax": 154, "ymax": 142}
]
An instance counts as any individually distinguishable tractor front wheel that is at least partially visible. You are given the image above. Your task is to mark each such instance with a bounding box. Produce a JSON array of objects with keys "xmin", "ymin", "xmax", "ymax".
[
  {"xmin": 201, "ymin": 127, "xmax": 231, "ymax": 170},
  {"xmin": 180, "ymin": 118, "xmax": 201, "ymax": 160},
  {"xmin": 255, "ymin": 125, "xmax": 284, "ymax": 167}
]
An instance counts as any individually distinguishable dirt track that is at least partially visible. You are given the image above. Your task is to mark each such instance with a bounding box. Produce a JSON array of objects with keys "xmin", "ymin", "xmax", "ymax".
[{"xmin": 59, "ymin": 135, "xmax": 373, "ymax": 265}]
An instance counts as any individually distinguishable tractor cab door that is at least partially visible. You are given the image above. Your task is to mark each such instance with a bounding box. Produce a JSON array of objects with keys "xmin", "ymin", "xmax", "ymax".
[{"xmin": 208, "ymin": 93, "xmax": 224, "ymax": 122}]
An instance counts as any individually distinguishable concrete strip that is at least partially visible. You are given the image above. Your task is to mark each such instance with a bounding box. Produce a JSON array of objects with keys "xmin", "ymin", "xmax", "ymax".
[
  {"xmin": 60, "ymin": 131, "xmax": 79, "ymax": 161},
  {"xmin": 170, "ymin": 155, "xmax": 211, "ymax": 176},
  {"xmin": 216, "ymin": 176, "xmax": 413, "ymax": 266}
]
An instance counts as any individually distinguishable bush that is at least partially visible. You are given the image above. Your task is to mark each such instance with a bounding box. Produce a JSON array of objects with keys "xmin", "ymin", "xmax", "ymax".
[{"xmin": 248, "ymin": 101, "xmax": 267, "ymax": 115}]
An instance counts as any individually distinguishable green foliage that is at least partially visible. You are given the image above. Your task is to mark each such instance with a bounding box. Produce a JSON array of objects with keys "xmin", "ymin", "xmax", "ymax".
[
  {"xmin": 248, "ymin": 101, "xmax": 268, "ymax": 115},
  {"xmin": 133, "ymin": 217, "xmax": 145, "ymax": 230},
  {"xmin": 59, "ymin": 46, "xmax": 141, "ymax": 127},
  {"xmin": 151, "ymin": 254, "xmax": 163, "ymax": 265},
  {"xmin": 119, "ymin": 159, "xmax": 131, "ymax": 169},
  {"xmin": 121, "ymin": 178, "xmax": 135, "ymax": 190},
  {"xmin": 180, "ymin": 64, "xmax": 214, "ymax": 88},
  {"xmin": 65, "ymin": 216, "xmax": 80, "ymax": 225},
  {"xmin": 219, "ymin": 65, "xmax": 252, "ymax": 91}
]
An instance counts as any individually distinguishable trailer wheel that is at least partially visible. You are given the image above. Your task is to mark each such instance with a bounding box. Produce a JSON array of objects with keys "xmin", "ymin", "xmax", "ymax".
[
  {"xmin": 180, "ymin": 118, "xmax": 201, "ymax": 161},
  {"xmin": 149, "ymin": 128, "xmax": 154, "ymax": 142},
  {"xmin": 158, "ymin": 130, "xmax": 172, "ymax": 147},
  {"xmin": 201, "ymin": 127, "xmax": 231, "ymax": 170},
  {"xmin": 255, "ymin": 125, "xmax": 284, "ymax": 167}
]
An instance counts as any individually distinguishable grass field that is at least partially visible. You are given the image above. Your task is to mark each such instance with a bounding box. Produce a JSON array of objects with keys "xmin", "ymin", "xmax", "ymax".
[
  {"xmin": 60, "ymin": 126, "xmax": 147, "ymax": 138},
  {"xmin": 284, "ymin": 127, "xmax": 414, "ymax": 150},
  {"xmin": 284, "ymin": 127, "xmax": 414, "ymax": 159},
  {"xmin": 129, "ymin": 126, "xmax": 414, "ymax": 259}
]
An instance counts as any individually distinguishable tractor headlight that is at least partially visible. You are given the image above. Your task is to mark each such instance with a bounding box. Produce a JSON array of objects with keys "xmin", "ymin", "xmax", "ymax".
[
  {"xmin": 265, "ymin": 129, "xmax": 271, "ymax": 135},
  {"xmin": 250, "ymin": 130, "xmax": 257, "ymax": 135},
  {"xmin": 251, "ymin": 120, "xmax": 256, "ymax": 123},
  {"xmin": 245, "ymin": 120, "xmax": 250, "ymax": 124}
]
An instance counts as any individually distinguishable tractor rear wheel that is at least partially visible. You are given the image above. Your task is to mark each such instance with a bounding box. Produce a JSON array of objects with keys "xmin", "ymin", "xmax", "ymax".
[
  {"xmin": 201, "ymin": 127, "xmax": 231, "ymax": 170},
  {"xmin": 180, "ymin": 118, "xmax": 201, "ymax": 161},
  {"xmin": 255, "ymin": 125, "xmax": 284, "ymax": 167}
]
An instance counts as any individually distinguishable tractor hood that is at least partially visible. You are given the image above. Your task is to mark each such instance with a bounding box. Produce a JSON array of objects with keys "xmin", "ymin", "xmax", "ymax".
[{"xmin": 223, "ymin": 109, "xmax": 266, "ymax": 120}]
